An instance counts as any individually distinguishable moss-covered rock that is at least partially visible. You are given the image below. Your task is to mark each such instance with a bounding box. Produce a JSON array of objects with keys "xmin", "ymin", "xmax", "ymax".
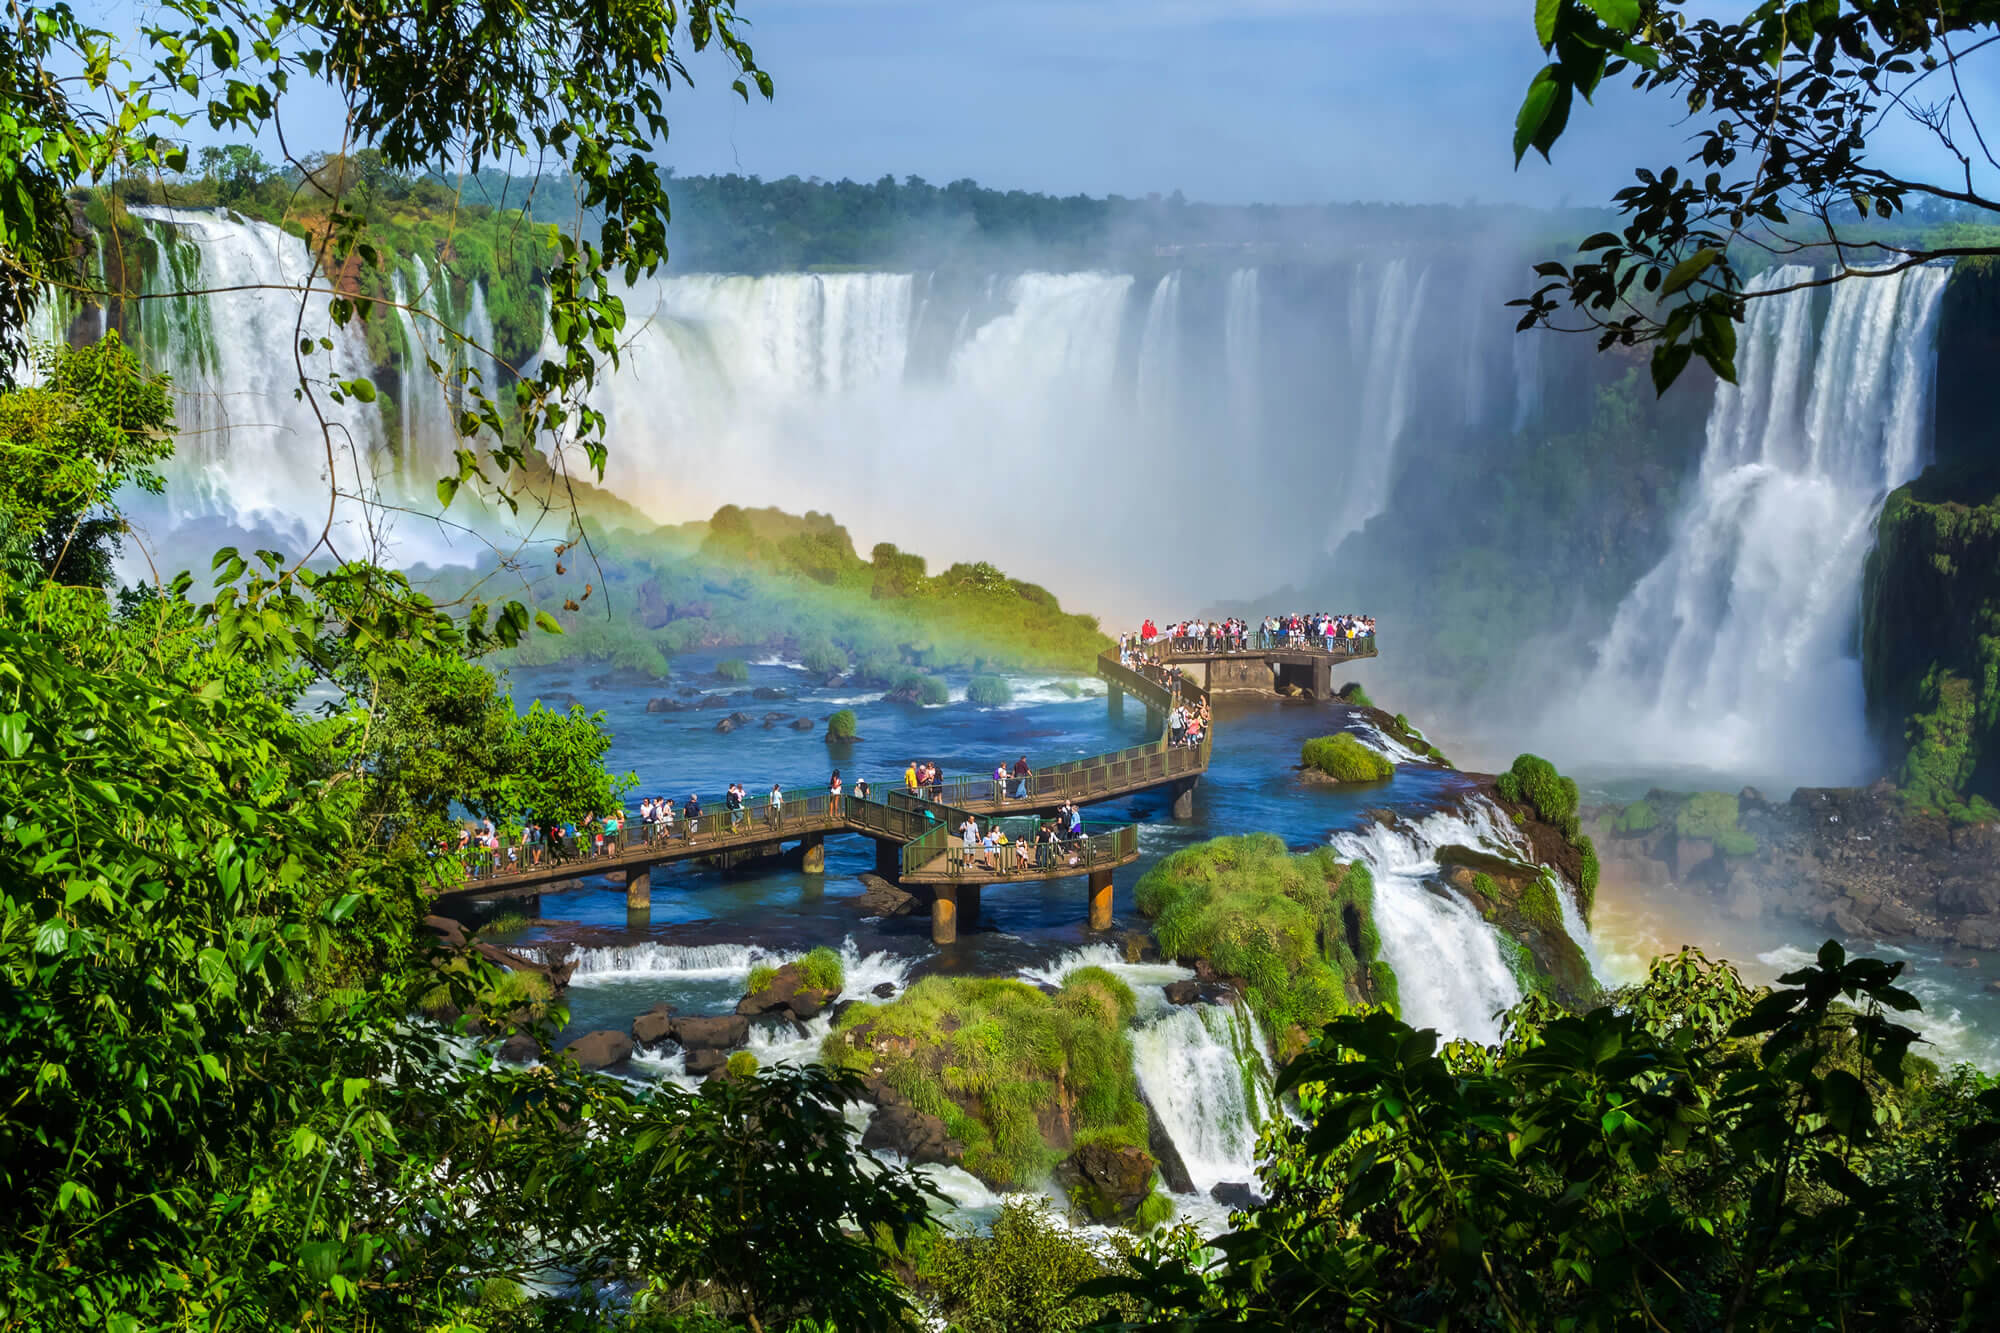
[
  {"xmin": 966, "ymin": 674, "xmax": 1014, "ymax": 707},
  {"xmin": 1490, "ymin": 754, "xmax": 1599, "ymax": 916},
  {"xmin": 1438, "ymin": 852, "xmax": 1595, "ymax": 1009},
  {"xmin": 1134, "ymin": 834, "xmax": 1392, "ymax": 1059},
  {"xmin": 825, "ymin": 708, "xmax": 859, "ymax": 742},
  {"xmin": 822, "ymin": 973, "xmax": 1151, "ymax": 1192},
  {"xmin": 1300, "ymin": 733, "xmax": 1395, "ymax": 783}
]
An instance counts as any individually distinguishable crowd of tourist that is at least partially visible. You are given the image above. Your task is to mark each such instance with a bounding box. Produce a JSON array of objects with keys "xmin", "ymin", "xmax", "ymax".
[{"xmin": 1120, "ymin": 613, "xmax": 1376, "ymax": 656}]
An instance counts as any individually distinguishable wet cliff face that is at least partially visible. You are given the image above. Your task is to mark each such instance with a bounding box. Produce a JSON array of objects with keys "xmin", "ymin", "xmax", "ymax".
[{"xmin": 1861, "ymin": 260, "xmax": 2000, "ymax": 816}]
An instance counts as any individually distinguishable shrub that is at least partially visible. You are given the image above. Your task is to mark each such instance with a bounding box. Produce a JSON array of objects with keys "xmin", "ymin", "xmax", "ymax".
[
  {"xmin": 746, "ymin": 963, "xmax": 779, "ymax": 995},
  {"xmin": 1301, "ymin": 733, "xmax": 1395, "ymax": 783},
  {"xmin": 725, "ymin": 1050, "xmax": 760, "ymax": 1079},
  {"xmin": 799, "ymin": 636, "xmax": 847, "ymax": 675},
  {"xmin": 715, "ymin": 658, "xmax": 750, "ymax": 682},
  {"xmin": 905, "ymin": 1197, "xmax": 1137, "ymax": 1330},
  {"xmin": 1676, "ymin": 790, "xmax": 1742, "ymax": 842},
  {"xmin": 1615, "ymin": 799, "xmax": 1659, "ymax": 835},
  {"xmin": 891, "ymin": 670, "xmax": 949, "ymax": 706},
  {"xmin": 967, "ymin": 674, "xmax": 1014, "ymax": 707},
  {"xmin": 821, "ymin": 974, "xmax": 1147, "ymax": 1188},
  {"xmin": 1714, "ymin": 828, "xmax": 1760, "ymax": 858},
  {"xmin": 1577, "ymin": 835, "xmax": 1600, "ymax": 914},
  {"xmin": 796, "ymin": 946, "xmax": 845, "ymax": 994},
  {"xmin": 825, "ymin": 709, "xmax": 858, "ymax": 740},
  {"xmin": 1337, "ymin": 682, "xmax": 1375, "ymax": 708},
  {"xmin": 1496, "ymin": 754, "xmax": 1581, "ymax": 839},
  {"xmin": 1134, "ymin": 834, "xmax": 1388, "ymax": 1054}
]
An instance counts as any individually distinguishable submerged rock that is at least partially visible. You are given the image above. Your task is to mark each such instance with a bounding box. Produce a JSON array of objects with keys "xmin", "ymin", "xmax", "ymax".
[
  {"xmin": 789, "ymin": 717, "xmax": 815, "ymax": 731},
  {"xmin": 1209, "ymin": 1181, "xmax": 1263, "ymax": 1211},
  {"xmin": 1163, "ymin": 979, "xmax": 1234, "ymax": 1006},
  {"xmin": 752, "ymin": 686, "xmax": 789, "ymax": 701},
  {"xmin": 699, "ymin": 694, "xmax": 734, "ymax": 710},
  {"xmin": 854, "ymin": 873, "xmax": 920, "ymax": 918},
  {"xmin": 631, "ymin": 1003, "xmax": 676, "ymax": 1048}
]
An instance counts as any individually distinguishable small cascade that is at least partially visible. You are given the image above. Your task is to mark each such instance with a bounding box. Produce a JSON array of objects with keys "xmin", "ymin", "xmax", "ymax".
[
  {"xmin": 1569, "ymin": 263, "xmax": 1950, "ymax": 785},
  {"xmin": 1328, "ymin": 257, "xmax": 1431, "ymax": 553},
  {"xmin": 1130, "ymin": 999, "xmax": 1277, "ymax": 1194},
  {"xmin": 1134, "ymin": 271, "xmax": 1184, "ymax": 420},
  {"xmin": 1224, "ymin": 268, "xmax": 1261, "ymax": 438},
  {"xmin": 1330, "ymin": 807, "xmax": 1528, "ymax": 1045}
]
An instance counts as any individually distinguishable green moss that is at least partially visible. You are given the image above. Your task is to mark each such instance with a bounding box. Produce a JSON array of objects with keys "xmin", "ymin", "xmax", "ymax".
[
  {"xmin": 725, "ymin": 1050, "xmax": 760, "ymax": 1079},
  {"xmin": 1714, "ymin": 828, "xmax": 1760, "ymax": 857},
  {"xmin": 825, "ymin": 709, "xmax": 858, "ymax": 740},
  {"xmin": 715, "ymin": 658, "xmax": 750, "ymax": 683},
  {"xmin": 796, "ymin": 946, "xmax": 844, "ymax": 994},
  {"xmin": 1131, "ymin": 1185, "xmax": 1174, "ymax": 1233},
  {"xmin": 1337, "ymin": 682, "xmax": 1374, "ymax": 709},
  {"xmin": 1496, "ymin": 754, "xmax": 1581, "ymax": 840},
  {"xmin": 1301, "ymin": 734, "xmax": 1395, "ymax": 783},
  {"xmin": 1134, "ymin": 834, "xmax": 1386, "ymax": 1058},
  {"xmin": 891, "ymin": 670, "xmax": 950, "ymax": 706},
  {"xmin": 746, "ymin": 963, "xmax": 778, "ymax": 995},
  {"xmin": 799, "ymin": 635, "xmax": 847, "ymax": 675},
  {"xmin": 967, "ymin": 674, "xmax": 1014, "ymax": 707},
  {"xmin": 1576, "ymin": 835, "xmax": 1599, "ymax": 915},
  {"xmin": 1675, "ymin": 790, "xmax": 1741, "ymax": 841},
  {"xmin": 1519, "ymin": 874, "xmax": 1564, "ymax": 934},
  {"xmin": 1614, "ymin": 799, "xmax": 1659, "ymax": 835},
  {"xmin": 822, "ymin": 974, "xmax": 1147, "ymax": 1189}
]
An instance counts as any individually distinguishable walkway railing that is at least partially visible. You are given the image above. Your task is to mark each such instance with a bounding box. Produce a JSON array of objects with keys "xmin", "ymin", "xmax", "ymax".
[
  {"xmin": 1144, "ymin": 633, "xmax": 1378, "ymax": 657},
  {"xmin": 900, "ymin": 817, "xmax": 1136, "ymax": 880}
]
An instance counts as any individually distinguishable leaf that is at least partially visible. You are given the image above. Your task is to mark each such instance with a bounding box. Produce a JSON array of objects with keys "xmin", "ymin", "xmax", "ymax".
[
  {"xmin": 1514, "ymin": 65, "xmax": 1563, "ymax": 165},
  {"xmin": 1583, "ymin": 0, "xmax": 1640, "ymax": 33},
  {"xmin": 1650, "ymin": 341, "xmax": 1694, "ymax": 395},
  {"xmin": 436, "ymin": 477, "xmax": 460, "ymax": 510},
  {"xmin": 533, "ymin": 610, "xmax": 565, "ymax": 636},
  {"xmin": 1535, "ymin": 0, "xmax": 1562, "ymax": 47},
  {"xmin": 1660, "ymin": 247, "xmax": 1720, "ymax": 296},
  {"xmin": 0, "ymin": 712, "xmax": 28, "ymax": 759}
]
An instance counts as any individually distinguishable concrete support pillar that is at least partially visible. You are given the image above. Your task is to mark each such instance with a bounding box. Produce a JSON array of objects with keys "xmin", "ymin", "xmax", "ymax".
[
  {"xmin": 1108, "ymin": 685, "xmax": 1124, "ymax": 718},
  {"xmin": 625, "ymin": 864, "xmax": 652, "ymax": 910},
  {"xmin": 931, "ymin": 883, "xmax": 959, "ymax": 945},
  {"xmin": 1087, "ymin": 869, "xmax": 1114, "ymax": 931},
  {"xmin": 1313, "ymin": 658, "xmax": 1333, "ymax": 701},
  {"xmin": 961, "ymin": 882, "xmax": 982, "ymax": 922},
  {"xmin": 1172, "ymin": 779, "xmax": 1196, "ymax": 820},
  {"xmin": 874, "ymin": 838, "xmax": 901, "ymax": 879},
  {"xmin": 800, "ymin": 833, "xmax": 825, "ymax": 875}
]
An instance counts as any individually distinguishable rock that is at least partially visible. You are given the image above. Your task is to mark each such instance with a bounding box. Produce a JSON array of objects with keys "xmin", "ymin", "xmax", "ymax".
[
  {"xmin": 473, "ymin": 939, "xmax": 573, "ymax": 993},
  {"xmin": 1740, "ymin": 786, "xmax": 1768, "ymax": 810},
  {"xmin": 1949, "ymin": 956, "xmax": 1980, "ymax": 968},
  {"xmin": 862, "ymin": 1087, "xmax": 964, "ymax": 1168},
  {"xmin": 872, "ymin": 981, "xmax": 897, "ymax": 999},
  {"xmin": 763, "ymin": 711, "xmax": 790, "ymax": 723},
  {"xmin": 752, "ymin": 686, "xmax": 789, "ymax": 701},
  {"xmin": 1987, "ymin": 980, "xmax": 2000, "ymax": 996},
  {"xmin": 699, "ymin": 694, "xmax": 733, "ymax": 710},
  {"xmin": 823, "ymin": 672, "xmax": 846, "ymax": 688},
  {"xmin": 647, "ymin": 696, "xmax": 692, "ymax": 713},
  {"xmin": 715, "ymin": 716, "xmax": 741, "ymax": 734},
  {"xmin": 671, "ymin": 1014, "xmax": 749, "ymax": 1050},
  {"xmin": 1869, "ymin": 897, "xmax": 1922, "ymax": 936},
  {"xmin": 1672, "ymin": 836, "xmax": 1714, "ymax": 882},
  {"xmin": 564, "ymin": 1029, "xmax": 635, "ymax": 1070},
  {"xmin": 1055, "ymin": 1144, "xmax": 1159, "ymax": 1223},
  {"xmin": 1954, "ymin": 916, "xmax": 2000, "ymax": 950},
  {"xmin": 735, "ymin": 962, "xmax": 838, "ymax": 1022},
  {"xmin": 1209, "ymin": 1182, "xmax": 1263, "ymax": 1211},
  {"xmin": 825, "ymin": 724, "xmax": 863, "ymax": 742},
  {"xmin": 678, "ymin": 686, "xmax": 701, "ymax": 697},
  {"xmin": 1163, "ymin": 979, "xmax": 1234, "ymax": 1006},
  {"xmin": 1138, "ymin": 1085, "xmax": 1195, "ymax": 1196},
  {"xmin": 684, "ymin": 1048, "xmax": 728, "ymax": 1078},
  {"xmin": 631, "ymin": 1003, "xmax": 676, "ymax": 1047},
  {"xmin": 789, "ymin": 717, "xmax": 815, "ymax": 731},
  {"xmin": 496, "ymin": 1033, "xmax": 539, "ymax": 1064},
  {"xmin": 855, "ymin": 873, "xmax": 920, "ymax": 918},
  {"xmin": 422, "ymin": 914, "xmax": 468, "ymax": 950}
]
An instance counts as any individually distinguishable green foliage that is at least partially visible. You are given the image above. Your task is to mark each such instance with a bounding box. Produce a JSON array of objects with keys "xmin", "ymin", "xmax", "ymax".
[
  {"xmin": 0, "ymin": 333, "xmax": 174, "ymax": 588},
  {"xmin": 799, "ymin": 635, "xmax": 848, "ymax": 675},
  {"xmin": 725, "ymin": 1050, "xmax": 761, "ymax": 1079},
  {"xmin": 1675, "ymin": 789, "xmax": 1742, "ymax": 841},
  {"xmin": 747, "ymin": 964, "xmax": 779, "ymax": 995},
  {"xmin": 1135, "ymin": 835, "xmax": 1389, "ymax": 1058},
  {"xmin": 825, "ymin": 708, "xmax": 859, "ymax": 740},
  {"xmin": 1613, "ymin": 798, "xmax": 1659, "ymax": 834},
  {"xmin": 1336, "ymin": 681, "xmax": 1374, "ymax": 708},
  {"xmin": 905, "ymin": 1197, "xmax": 1136, "ymax": 1333},
  {"xmin": 796, "ymin": 946, "xmax": 845, "ymax": 994},
  {"xmin": 1131, "ymin": 1187, "xmax": 1175, "ymax": 1233},
  {"xmin": 823, "ymin": 974, "xmax": 1148, "ymax": 1189},
  {"xmin": 1300, "ymin": 733, "xmax": 1395, "ymax": 783},
  {"xmin": 1086, "ymin": 942, "xmax": 2000, "ymax": 1328},
  {"xmin": 1496, "ymin": 753, "xmax": 1580, "ymax": 839},
  {"xmin": 893, "ymin": 670, "xmax": 951, "ymax": 706},
  {"xmin": 716, "ymin": 657, "xmax": 750, "ymax": 682},
  {"xmin": 967, "ymin": 673, "xmax": 1015, "ymax": 707}
]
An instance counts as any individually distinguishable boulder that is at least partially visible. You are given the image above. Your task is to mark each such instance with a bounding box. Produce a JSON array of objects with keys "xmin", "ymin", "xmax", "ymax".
[
  {"xmin": 564, "ymin": 1029, "xmax": 635, "ymax": 1070},
  {"xmin": 752, "ymin": 686, "xmax": 789, "ymax": 701},
  {"xmin": 1209, "ymin": 1182, "xmax": 1263, "ymax": 1211},
  {"xmin": 789, "ymin": 717, "xmax": 816, "ymax": 731},
  {"xmin": 678, "ymin": 686, "xmax": 702, "ymax": 697},
  {"xmin": 631, "ymin": 1003, "xmax": 676, "ymax": 1048},
  {"xmin": 855, "ymin": 873, "xmax": 920, "ymax": 918},
  {"xmin": 763, "ymin": 711, "xmax": 791, "ymax": 723},
  {"xmin": 645, "ymin": 696, "xmax": 680, "ymax": 713},
  {"xmin": 1954, "ymin": 916, "xmax": 2000, "ymax": 951},
  {"xmin": 671, "ymin": 1014, "xmax": 749, "ymax": 1050},
  {"xmin": 1055, "ymin": 1144, "xmax": 1159, "ymax": 1224},
  {"xmin": 496, "ymin": 1033, "xmax": 540, "ymax": 1064},
  {"xmin": 1138, "ymin": 1085, "xmax": 1195, "ymax": 1195},
  {"xmin": 872, "ymin": 981, "xmax": 898, "ymax": 999},
  {"xmin": 473, "ymin": 939, "xmax": 573, "ymax": 992},
  {"xmin": 822, "ymin": 672, "xmax": 846, "ymax": 688},
  {"xmin": 735, "ymin": 962, "xmax": 838, "ymax": 1022},
  {"xmin": 684, "ymin": 1048, "xmax": 729, "ymax": 1078},
  {"xmin": 715, "ymin": 716, "xmax": 742, "ymax": 734},
  {"xmin": 1163, "ymin": 979, "xmax": 1234, "ymax": 1006},
  {"xmin": 861, "ymin": 1083, "xmax": 964, "ymax": 1167},
  {"xmin": 422, "ymin": 914, "xmax": 468, "ymax": 950},
  {"xmin": 699, "ymin": 694, "xmax": 734, "ymax": 710}
]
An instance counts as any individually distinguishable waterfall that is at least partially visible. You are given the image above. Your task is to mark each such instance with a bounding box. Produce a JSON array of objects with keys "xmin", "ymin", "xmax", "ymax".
[
  {"xmin": 1130, "ymin": 999, "xmax": 1277, "ymax": 1193},
  {"xmin": 1330, "ymin": 805, "xmax": 1536, "ymax": 1045},
  {"xmin": 1567, "ymin": 264, "xmax": 1950, "ymax": 785},
  {"xmin": 1328, "ymin": 258, "xmax": 1432, "ymax": 554},
  {"xmin": 1224, "ymin": 268, "xmax": 1261, "ymax": 439},
  {"xmin": 1135, "ymin": 271, "xmax": 1183, "ymax": 421}
]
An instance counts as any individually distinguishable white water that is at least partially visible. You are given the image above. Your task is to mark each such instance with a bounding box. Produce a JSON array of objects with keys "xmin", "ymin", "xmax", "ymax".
[
  {"xmin": 561, "ymin": 936, "xmax": 918, "ymax": 1000},
  {"xmin": 1563, "ymin": 264, "xmax": 1950, "ymax": 787},
  {"xmin": 1130, "ymin": 999, "xmax": 1277, "ymax": 1193},
  {"xmin": 1331, "ymin": 804, "xmax": 1544, "ymax": 1045}
]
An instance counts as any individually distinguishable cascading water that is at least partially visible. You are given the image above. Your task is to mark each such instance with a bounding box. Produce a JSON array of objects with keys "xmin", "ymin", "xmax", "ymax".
[
  {"xmin": 1564, "ymin": 264, "xmax": 1950, "ymax": 786},
  {"xmin": 1328, "ymin": 258, "xmax": 1431, "ymax": 554},
  {"xmin": 1129, "ymin": 1000, "xmax": 1277, "ymax": 1194},
  {"xmin": 1224, "ymin": 268, "xmax": 1261, "ymax": 440}
]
